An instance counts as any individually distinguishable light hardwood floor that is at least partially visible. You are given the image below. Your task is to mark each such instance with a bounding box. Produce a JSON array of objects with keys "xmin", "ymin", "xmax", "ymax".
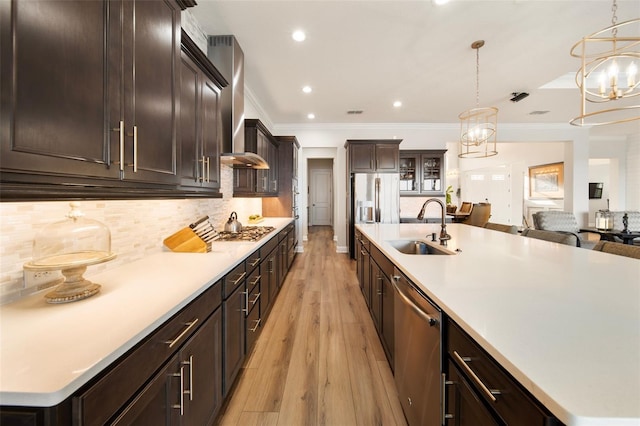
[{"xmin": 215, "ymin": 226, "xmax": 407, "ymax": 426}]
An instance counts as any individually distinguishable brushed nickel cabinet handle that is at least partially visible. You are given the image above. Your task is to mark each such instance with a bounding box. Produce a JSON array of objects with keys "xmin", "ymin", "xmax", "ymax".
[
  {"xmin": 441, "ymin": 373, "xmax": 454, "ymax": 423},
  {"xmin": 452, "ymin": 351, "xmax": 501, "ymax": 402},
  {"xmin": 133, "ymin": 125, "xmax": 138, "ymax": 173},
  {"xmin": 251, "ymin": 292, "xmax": 261, "ymax": 305},
  {"xmin": 165, "ymin": 319, "xmax": 199, "ymax": 348},
  {"xmin": 250, "ymin": 318, "xmax": 261, "ymax": 332},
  {"xmin": 182, "ymin": 355, "xmax": 193, "ymax": 401},
  {"xmin": 172, "ymin": 366, "xmax": 185, "ymax": 415},
  {"xmin": 205, "ymin": 156, "xmax": 210, "ymax": 182},
  {"xmin": 113, "ymin": 120, "xmax": 125, "ymax": 171},
  {"xmin": 200, "ymin": 156, "xmax": 206, "ymax": 182},
  {"xmin": 231, "ymin": 272, "xmax": 246, "ymax": 286},
  {"xmin": 249, "ymin": 258, "xmax": 261, "ymax": 267},
  {"xmin": 242, "ymin": 290, "xmax": 249, "ymax": 314}
]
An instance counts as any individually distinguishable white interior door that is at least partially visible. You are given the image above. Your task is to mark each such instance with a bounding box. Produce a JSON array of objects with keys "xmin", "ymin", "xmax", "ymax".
[
  {"xmin": 310, "ymin": 169, "xmax": 332, "ymax": 225},
  {"xmin": 462, "ymin": 166, "xmax": 513, "ymax": 224}
]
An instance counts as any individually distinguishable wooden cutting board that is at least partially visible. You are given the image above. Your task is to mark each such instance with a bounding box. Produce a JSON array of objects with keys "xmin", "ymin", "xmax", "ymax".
[{"xmin": 163, "ymin": 228, "xmax": 207, "ymax": 253}]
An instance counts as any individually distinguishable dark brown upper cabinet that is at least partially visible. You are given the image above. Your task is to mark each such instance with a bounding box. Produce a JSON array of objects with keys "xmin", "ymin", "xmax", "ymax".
[
  {"xmin": 179, "ymin": 31, "xmax": 227, "ymax": 194},
  {"xmin": 233, "ymin": 119, "xmax": 279, "ymax": 197},
  {"xmin": 1, "ymin": 0, "xmax": 185, "ymax": 199},
  {"xmin": 345, "ymin": 140, "xmax": 401, "ymax": 174}
]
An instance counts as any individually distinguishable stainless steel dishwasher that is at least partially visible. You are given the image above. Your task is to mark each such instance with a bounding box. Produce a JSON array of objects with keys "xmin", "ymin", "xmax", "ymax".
[{"xmin": 392, "ymin": 267, "xmax": 442, "ymax": 426}]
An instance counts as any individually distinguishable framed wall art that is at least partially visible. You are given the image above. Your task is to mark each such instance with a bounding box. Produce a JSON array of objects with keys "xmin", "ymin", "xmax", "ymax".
[{"xmin": 529, "ymin": 162, "xmax": 564, "ymax": 199}]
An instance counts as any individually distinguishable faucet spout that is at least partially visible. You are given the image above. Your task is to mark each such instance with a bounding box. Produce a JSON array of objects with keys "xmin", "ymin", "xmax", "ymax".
[{"xmin": 417, "ymin": 198, "xmax": 451, "ymax": 245}]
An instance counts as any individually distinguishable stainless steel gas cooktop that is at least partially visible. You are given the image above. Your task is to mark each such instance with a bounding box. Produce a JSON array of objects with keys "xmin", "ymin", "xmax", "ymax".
[{"xmin": 214, "ymin": 226, "xmax": 275, "ymax": 242}]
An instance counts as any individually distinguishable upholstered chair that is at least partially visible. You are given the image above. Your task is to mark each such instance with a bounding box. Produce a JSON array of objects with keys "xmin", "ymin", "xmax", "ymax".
[
  {"xmin": 460, "ymin": 203, "xmax": 491, "ymax": 227},
  {"xmin": 532, "ymin": 211, "xmax": 597, "ymax": 249},
  {"xmin": 592, "ymin": 241, "xmax": 640, "ymax": 259},
  {"xmin": 483, "ymin": 222, "xmax": 518, "ymax": 234},
  {"xmin": 521, "ymin": 228, "xmax": 579, "ymax": 246}
]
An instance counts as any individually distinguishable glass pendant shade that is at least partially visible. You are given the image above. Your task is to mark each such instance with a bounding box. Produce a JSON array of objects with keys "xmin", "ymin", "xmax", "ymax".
[
  {"xmin": 458, "ymin": 40, "xmax": 499, "ymax": 158},
  {"xmin": 570, "ymin": 2, "xmax": 640, "ymax": 126}
]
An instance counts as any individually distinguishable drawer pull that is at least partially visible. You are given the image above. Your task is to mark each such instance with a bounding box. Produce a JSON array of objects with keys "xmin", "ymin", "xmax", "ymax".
[
  {"xmin": 250, "ymin": 318, "xmax": 261, "ymax": 332},
  {"xmin": 249, "ymin": 257, "xmax": 261, "ymax": 267},
  {"xmin": 165, "ymin": 319, "xmax": 199, "ymax": 348},
  {"xmin": 231, "ymin": 272, "xmax": 247, "ymax": 286},
  {"xmin": 251, "ymin": 292, "xmax": 261, "ymax": 305},
  {"xmin": 453, "ymin": 351, "xmax": 501, "ymax": 402},
  {"xmin": 249, "ymin": 275, "xmax": 261, "ymax": 286}
]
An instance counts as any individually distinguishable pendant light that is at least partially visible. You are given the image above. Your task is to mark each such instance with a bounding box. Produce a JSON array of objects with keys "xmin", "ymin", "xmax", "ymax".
[
  {"xmin": 458, "ymin": 40, "xmax": 498, "ymax": 158},
  {"xmin": 570, "ymin": 0, "xmax": 639, "ymax": 126}
]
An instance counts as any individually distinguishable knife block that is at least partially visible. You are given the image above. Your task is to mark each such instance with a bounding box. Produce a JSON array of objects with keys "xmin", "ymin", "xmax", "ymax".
[{"xmin": 163, "ymin": 228, "xmax": 207, "ymax": 253}]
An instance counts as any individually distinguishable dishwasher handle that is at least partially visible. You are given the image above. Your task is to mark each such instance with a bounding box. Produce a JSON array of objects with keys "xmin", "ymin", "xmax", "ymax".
[{"xmin": 392, "ymin": 275, "xmax": 439, "ymax": 327}]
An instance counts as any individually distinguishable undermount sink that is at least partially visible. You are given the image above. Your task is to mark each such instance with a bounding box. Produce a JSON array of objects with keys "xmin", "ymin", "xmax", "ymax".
[{"xmin": 387, "ymin": 239, "xmax": 454, "ymax": 255}]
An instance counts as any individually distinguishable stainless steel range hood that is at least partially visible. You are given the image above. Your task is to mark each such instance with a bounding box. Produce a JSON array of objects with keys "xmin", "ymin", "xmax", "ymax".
[{"xmin": 207, "ymin": 35, "xmax": 269, "ymax": 169}]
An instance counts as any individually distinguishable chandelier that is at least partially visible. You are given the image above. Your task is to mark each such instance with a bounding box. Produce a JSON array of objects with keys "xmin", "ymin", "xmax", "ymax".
[
  {"xmin": 458, "ymin": 40, "xmax": 498, "ymax": 158},
  {"xmin": 570, "ymin": 0, "xmax": 640, "ymax": 126}
]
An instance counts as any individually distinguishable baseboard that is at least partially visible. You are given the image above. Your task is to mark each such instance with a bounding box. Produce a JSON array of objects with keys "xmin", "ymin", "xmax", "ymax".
[{"xmin": 336, "ymin": 245, "xmax": 348, "ymax": 253}]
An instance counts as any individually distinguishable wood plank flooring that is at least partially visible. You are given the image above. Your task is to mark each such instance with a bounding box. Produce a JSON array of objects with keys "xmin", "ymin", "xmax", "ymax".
[{"xmin": 216, "ymin": 226, "xmax": 407, "ymax": 426}]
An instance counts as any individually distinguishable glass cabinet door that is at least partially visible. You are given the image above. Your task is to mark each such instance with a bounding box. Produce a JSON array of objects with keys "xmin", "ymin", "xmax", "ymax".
[
  {"xmin": 421, "ymin": 155, "xmax": 442, "ymax": 193},
  {"xmin": 399, "ymin": 155, "xmax": 418, "ymax": 193}
]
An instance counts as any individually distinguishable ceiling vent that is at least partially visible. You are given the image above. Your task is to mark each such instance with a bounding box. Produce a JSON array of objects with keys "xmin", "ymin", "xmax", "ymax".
[
  {"xmin": 510, "ymin": 92, "xmax": 530, "ymax": 102},
  {"xmin": 347, "ymin": 110, "xmax": 363, "ymax": 115},
  {"xmin": 529, "ymin": 110, "xmax": 550, "ymax": 115}
]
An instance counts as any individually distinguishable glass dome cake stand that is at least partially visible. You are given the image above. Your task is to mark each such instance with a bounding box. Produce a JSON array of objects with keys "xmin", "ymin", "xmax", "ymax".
[
  {"xmin": 24, "ymin": 251, "xmax": 116, "ymax": 303},
  {"xmin": 23, "ymin": 202, "xmax": 116, "ymax": 304}
]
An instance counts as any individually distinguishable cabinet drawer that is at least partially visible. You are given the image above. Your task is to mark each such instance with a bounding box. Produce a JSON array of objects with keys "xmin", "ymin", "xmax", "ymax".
[
  {"xmin": 262, "ymin": 234, "xmax": 279, "ymax": 256},
  {"xmin": 246, "ymin": 249, "xmax": 261, "ymax": 273},
  {"xmin": 224, "ymin": 262, "xmax": 247, "ymax": 298},
  {"xmin": 245, "ymin": 297, "xmax": 261, "ymax": 352},
  {"xmin": 74, "ymin": 281, "xmax": 221, "ymax": 426},
  {"xmin": 447, "ymin": 321, "xmax": 558, "ymax": 425},
  {"xmin": 370, "ymin": 244, "xmax": 393, "ymax": 277}
]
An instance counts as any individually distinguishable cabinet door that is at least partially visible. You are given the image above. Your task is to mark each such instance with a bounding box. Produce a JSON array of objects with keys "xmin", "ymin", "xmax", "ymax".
[
  {"xmin": 111, "ymin": 354, "xmax": 180, "ymax": 426},
  {"xmin": 179, "ymin": 50, "xmax": 222, "ymax": 190},
  {"xmin": 223, "ymin": 284, "xmax": 246, "ymax": 397},
  {"xmin": 445, "ymin": 361, "xmax": 502, "ymax": 426},
  {"xmin": 182, "ymin": 308, "xmax": 223, "ymax": 426},
  {"xmin": 375, "ymin": 144, "xmax": 399, "ymax": 172},
  {"xmin": 0, "ymin": 0, "xmax": 117, "ymax": 180},
  {"xmin": 256, "ymin": 131, "xmax": 270, "ymax": 193},
  {"xmin": 399, "ymin": 155, "xmax": 419, "ymax": 193},
  {"xmin": 350, "ymin": 144, "xmax": 376, "ymax": 172},
  {"xmin": 118, "ymin": 0, "xmax": 179, "ymax": 184},
  {"xmin": 420, "ymin": 153, "xmax": 444, "ymax": 195},
  {"xmin": 362, "ymin": 249, "xmax": 371, "ymax": 308},
  {"xmin": 380, "ymin": 273, "xmax": 394, "ymax": 366},
  {"xmin": 200, "ymin": 79, "xmax": 222, "ymax": 189},
  {"xmin": 370, "ymin": 261, "xmax": 382, "ymax": 332}
]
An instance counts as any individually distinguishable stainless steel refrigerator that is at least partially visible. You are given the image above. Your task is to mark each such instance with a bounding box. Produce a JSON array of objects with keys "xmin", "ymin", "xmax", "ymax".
[{"xmin": 348, "ymin": 173, "xmax": 400, "ymax": 258}]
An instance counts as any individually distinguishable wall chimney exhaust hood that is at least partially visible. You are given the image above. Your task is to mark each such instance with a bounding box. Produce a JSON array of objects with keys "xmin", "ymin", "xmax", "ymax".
[{"xmin": 208, "ymin": 35, "xmax": 269, "ymax": 169}]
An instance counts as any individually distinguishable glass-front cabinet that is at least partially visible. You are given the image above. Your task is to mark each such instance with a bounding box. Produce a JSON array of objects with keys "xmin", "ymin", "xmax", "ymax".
[{"xmin": 399, "ymin": 150, "xmax": 446, "ymax": 196}]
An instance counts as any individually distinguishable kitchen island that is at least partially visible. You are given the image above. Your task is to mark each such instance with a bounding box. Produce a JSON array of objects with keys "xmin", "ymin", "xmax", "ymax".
[
  {"xmin": 0, "ymin": 218, "xmax": 293, "ymax": 414},
  {"xmin": 358, "ymin": 222, "xmax": 639, "ymax": 426}
]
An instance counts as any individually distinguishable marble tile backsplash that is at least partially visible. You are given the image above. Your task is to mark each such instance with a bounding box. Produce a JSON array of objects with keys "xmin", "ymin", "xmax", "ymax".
[{"xmin": 0, "ymin": 166, "xmax": 262, "ymax": 303}]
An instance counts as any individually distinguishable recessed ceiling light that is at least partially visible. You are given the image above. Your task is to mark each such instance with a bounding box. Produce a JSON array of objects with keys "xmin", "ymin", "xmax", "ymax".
[
  {"xmin": 292, "ymin": 30, "xmax": 306, "ymax": 42},
  {"xmin": 307, "ymin": 113, "xmax": 315, "ymax": 119},
  {"xmin": 393, "ymin": 101, "xmax": 402, "ymax": 108},
  {"xmin": 302, "ymin": 86, "xmax": 312, "ymax": 94}
]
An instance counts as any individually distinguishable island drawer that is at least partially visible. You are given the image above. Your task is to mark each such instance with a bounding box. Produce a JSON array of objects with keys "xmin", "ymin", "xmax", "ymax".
[
  {"xmin": 446, "ymin": 320, "xmax": 559, "ymax": 425},
  {"xmin": 246, "ymin": 248, "xmax": 261, "ymax": 273},
  {"xmin": 74, "ymin": 280, "xmax": 221, "ymax": 426}
]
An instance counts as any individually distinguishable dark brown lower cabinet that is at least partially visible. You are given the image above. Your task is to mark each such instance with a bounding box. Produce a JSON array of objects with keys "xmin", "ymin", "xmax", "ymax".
[
  {"xmin": 445, "ymin": 360, "xmax": 501, "ymax": 426},
  {"xmin": 223, "ymin": 280, "xmax": 246, "ymax": 397}
]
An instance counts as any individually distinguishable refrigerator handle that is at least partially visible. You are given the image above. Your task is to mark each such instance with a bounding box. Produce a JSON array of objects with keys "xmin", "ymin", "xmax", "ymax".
[{"xmin": 375, "ymin": 177, "xmax": 381, "ymax": 222}]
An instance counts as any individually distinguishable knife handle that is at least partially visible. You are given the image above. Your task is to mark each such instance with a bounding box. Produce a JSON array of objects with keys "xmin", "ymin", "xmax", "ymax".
[{"xmin": 189, "ymin": 216, "xmax": 209, "ymax": 229}]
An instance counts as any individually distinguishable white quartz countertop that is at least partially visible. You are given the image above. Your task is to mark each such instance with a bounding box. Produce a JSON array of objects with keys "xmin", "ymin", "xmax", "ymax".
[
  {"xmin": 0, "ymin": 218, "xmax": 293, "ymax": 408},
  {"xmin": 358, "ymin": 223, "xmax": 640, "ymax": 426}
]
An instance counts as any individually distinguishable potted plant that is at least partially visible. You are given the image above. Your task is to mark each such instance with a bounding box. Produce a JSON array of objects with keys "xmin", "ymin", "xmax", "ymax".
[{"xmin": 445, "ymin": 186, "xmax": 457, "ymax": 214}]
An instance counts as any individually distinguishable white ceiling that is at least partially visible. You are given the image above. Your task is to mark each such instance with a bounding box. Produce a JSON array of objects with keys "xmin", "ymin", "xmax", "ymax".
[{"xmin": 190, "ymin": 0, "xmax": 640, "ymax": 136}]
